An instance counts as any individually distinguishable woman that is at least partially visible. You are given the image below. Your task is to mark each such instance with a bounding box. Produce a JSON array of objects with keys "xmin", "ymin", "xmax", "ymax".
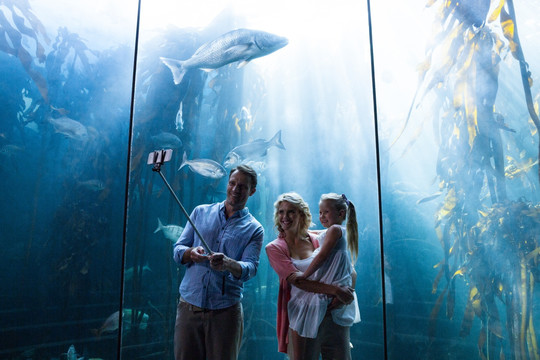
[{"xmin": 265, "ymin": 192, "xmax": 355, "ymax": 360}]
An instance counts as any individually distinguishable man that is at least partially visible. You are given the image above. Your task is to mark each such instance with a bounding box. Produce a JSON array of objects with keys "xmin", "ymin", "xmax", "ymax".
[{"xmin": 173, "ymin": 164, "xmax": 264, "ymax": 360}]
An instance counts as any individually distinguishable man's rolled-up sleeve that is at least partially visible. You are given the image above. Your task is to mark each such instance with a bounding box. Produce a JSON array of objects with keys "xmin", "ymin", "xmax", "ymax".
[
  {"xmin": 173, "ymin": 209, "xmax": 197, "ymax": 265},
  {"xmin": 235, "ymin": 225, "xmax": 264, "ymax": 282}
]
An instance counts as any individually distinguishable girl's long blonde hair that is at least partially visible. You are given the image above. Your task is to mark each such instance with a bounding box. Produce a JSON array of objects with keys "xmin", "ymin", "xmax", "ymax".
[{"xmin": 320, "ymin": 193, "xmax": 359, "ymax": 264}]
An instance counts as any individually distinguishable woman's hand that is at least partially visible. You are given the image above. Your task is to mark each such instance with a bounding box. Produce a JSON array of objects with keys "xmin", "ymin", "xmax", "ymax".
[
  {"xmin": 333, "ymin": 285, "xmax": 354, "ymax": 304},
  {"xmin": 327, "ymin": 297, "xmax": 345, "ymax": 310}
]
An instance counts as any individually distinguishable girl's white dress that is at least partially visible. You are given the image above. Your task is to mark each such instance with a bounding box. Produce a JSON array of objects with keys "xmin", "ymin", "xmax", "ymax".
[{"xmin": 288, "ymin": 226, "xmax": 360, "ymax": 338}]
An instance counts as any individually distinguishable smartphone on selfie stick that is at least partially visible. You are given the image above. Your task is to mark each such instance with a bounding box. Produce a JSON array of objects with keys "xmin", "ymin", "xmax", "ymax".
[{"xmin": 147, "ymin": 149, "xmax": 213, "ymax": 255}]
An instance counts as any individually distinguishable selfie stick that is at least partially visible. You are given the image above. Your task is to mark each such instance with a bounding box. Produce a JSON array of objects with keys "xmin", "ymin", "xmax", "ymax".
[{"xmin": 149, "ymin": 149, "xmax": 213, "ymax": 255}]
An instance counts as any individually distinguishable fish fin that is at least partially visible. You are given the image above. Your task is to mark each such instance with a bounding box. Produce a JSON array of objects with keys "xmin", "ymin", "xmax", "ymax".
[
  {"xmin": 200, "ymin": 68, "xmax": 214, "ymax": 73},
  {"xmin": 225, "ymin": 44, "xmax": 251, "ymax": 56},
  {"xmin": 154, "ymin": 218, "xmax": 163, "ymax": 233},
  {"xmin": 178, "ymin": 152, "xmax": 188, "ymax": 171},
  {"xmin": 271, "ymin": 130, "xmax": 286, "ymax": 150},
  {"xmin": 237, "ymin": 60, "xmax": 251, "ymax": 69},
  {"xmin": 160, "ymin": 57, "xmax": 186, "ymax": 85}
]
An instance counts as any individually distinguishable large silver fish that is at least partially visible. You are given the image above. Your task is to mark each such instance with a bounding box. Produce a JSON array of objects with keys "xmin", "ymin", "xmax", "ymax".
[
  {"xmin": 224, "ymin": 130, "xmax": 285, "ymax": 168},
  {"xmin": 48, "ymin": 116, "xmax": 88, "ymax": 141},
  {"xmin": 154, "ymin": 217, "xmax": 184, "ymax": 242},
  {"xmin": 161, "ymin": 28, "xmax": 288, "ymax": 84},
  {"xmin": 179, "ymin": 152, "xmax": 226, "ymax": 179}
]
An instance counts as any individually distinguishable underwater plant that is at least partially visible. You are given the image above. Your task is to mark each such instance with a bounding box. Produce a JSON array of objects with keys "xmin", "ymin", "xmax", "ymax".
[
  {"xmin": 401, "ymin": 0, "xmax": 540, "ymax": 359},
  {"xmin": 0, "ymin": 0, "xmax": 50, "ymax": 103}
]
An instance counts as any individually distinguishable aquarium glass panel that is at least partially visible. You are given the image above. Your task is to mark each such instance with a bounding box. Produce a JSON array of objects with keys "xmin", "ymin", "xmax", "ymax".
[
  {"xmin": 0, "ymin": 0, "xmax": 138, "ymax": 359},
  {"xmin": 371, "ymin": 1, "xmax": 540, "ymax": 359},
  {"xmin": 124, "ymin": 0, "xmax": 383, "ymax": 359}
]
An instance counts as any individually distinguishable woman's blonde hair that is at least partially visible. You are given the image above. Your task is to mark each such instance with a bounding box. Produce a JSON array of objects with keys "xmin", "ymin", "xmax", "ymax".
[
  {"xmin": 320, "ymin": 193, "xmax": 359, "ymax": 263},
  {"xmin": 274, "ymin": 192, "xmax": 312, "ymax": 236}
]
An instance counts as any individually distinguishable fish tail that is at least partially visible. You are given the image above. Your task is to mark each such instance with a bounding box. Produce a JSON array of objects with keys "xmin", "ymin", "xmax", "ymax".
[
  {"xmin": 154, "ymin": 218, "xmax": 163, "ymax": 233},
  {"xmin": 271, "ymin": 130, "xmax": 286, "ymax": 150},
  {"xmin": 178, "ymin": 151, "xmax": 188, "ymax": 171},
  {"xmin": 160, "ymin": 57, "xmax": 186, "ymax": 85}
]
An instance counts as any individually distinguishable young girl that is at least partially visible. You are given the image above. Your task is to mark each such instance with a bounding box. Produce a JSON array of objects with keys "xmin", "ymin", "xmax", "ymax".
[{"xmin": 287, "ymin": 193, "xmax": 360, "ymax": 345}]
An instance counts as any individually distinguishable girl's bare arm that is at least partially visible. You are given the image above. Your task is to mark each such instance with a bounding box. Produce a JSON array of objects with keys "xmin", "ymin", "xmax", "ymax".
[{"xmin": 301, "ymin": 225, "xmax": 342, "ymax": 279}]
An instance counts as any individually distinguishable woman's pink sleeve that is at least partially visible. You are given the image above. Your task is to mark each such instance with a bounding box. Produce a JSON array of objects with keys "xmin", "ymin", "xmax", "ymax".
[{"xmin": 265, "ymin": 240, "xmax": 297, "ymax": 280}]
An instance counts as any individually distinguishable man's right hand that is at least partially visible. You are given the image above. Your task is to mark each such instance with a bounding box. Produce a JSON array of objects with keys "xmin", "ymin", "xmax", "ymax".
[{"xmin": 187, "ymin": 246, "xmax": 210, "ymax": 263}]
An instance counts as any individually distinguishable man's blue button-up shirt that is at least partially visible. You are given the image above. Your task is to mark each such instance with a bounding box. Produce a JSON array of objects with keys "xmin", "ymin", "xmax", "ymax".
[{"xmin": 173, "ymin": 201, "xmax": 264, "ymax": 310}]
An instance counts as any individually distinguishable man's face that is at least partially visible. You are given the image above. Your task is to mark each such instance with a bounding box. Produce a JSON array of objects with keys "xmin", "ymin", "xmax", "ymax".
[{"xmin": 226, "ymin": 170, "xmax": 255, "ymax": 211}]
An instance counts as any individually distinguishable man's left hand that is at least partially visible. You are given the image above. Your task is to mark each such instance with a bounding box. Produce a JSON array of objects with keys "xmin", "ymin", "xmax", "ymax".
[
  {"xmin": 209, "ymin": 252, "xmax": 228, "ymax": 271},
  {"xmin": 209, "ymin": 252, "xmax": 242, "ymax": 278}
]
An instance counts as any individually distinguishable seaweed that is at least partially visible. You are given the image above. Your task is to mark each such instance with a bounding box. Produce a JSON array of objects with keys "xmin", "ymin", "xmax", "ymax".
[
  {"xmin": 405, "ymin": 1, "xmax": 540, "ymax": 359},
  {"xmin": 0, "ymin": 0, "xmax": 50, "ymax": 102}
]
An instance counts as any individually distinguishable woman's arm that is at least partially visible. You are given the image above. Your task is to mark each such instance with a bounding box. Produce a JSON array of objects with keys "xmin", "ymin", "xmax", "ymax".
[
  {"xmin": 301, "ymin": 225, "xmax": 342, "ymax": 279},
  {"xmin": 266, "ymin": 239, "xmax": 354, "ymax": 304}
]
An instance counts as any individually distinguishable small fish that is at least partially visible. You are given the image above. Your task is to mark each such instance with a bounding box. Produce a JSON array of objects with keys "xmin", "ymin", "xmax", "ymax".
[
  {"xmin": 154, "ymin": 218, "xmax": 184, "ymax": 242},
  {"xmin": 161, "ymin": 28, "xmax": 288, "ymax": 84},
  {"xmin": 151, "ymin": 132, "xmax": 182, "ymax": 149},
  {"xmin": 48, "ymin": 116, "xmax": 88, "ymax": 141},
  {"xmin": 91, "ymin": 309, "xmax": 149, "ymax": 337},
  {"xmin": 125, "ymin": 263, "xmax": 152, "ymax": 282},
  {"xmin": 175, "ymin": 102, "xmax": 183, "ymax": 132},
  {"xmin": 494, "ymin": 113, "xmax": 516, "ymax": 133},
  {"xmin": 179, "ymin": 152, "xmax": 226, "ymax": 179},
  {"xmin": 77, "ymin": 179, "xmax": 105, "ymax": 191},
  {"xmin": 416, "ymin": 191, "xmax": 443, "ymax": 204},
  {"xmin": 0, "ymin": 144, "xmax": 24, "ymax": 157},
  {"xmin": 92, "ymin": 311, "xmax": 120, "ymax": 336},
  {"xmin": 223, "ymin": 130, "xmax": 285, "ymax": 168},
  {"xmin": 65, "ymin": 344, "xmax": 83, "ymax": 360}
]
